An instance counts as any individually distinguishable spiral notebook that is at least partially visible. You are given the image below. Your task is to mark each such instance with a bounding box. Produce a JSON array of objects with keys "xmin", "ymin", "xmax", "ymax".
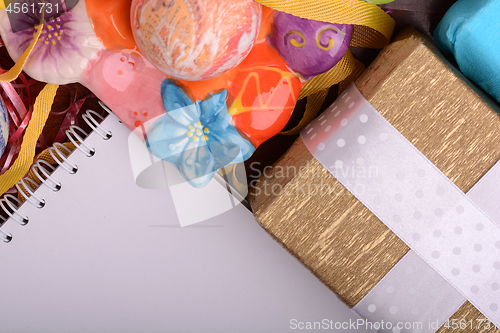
[{"xmin": 0, "ymin": 111, "xmax": 371, "ymax": 333}]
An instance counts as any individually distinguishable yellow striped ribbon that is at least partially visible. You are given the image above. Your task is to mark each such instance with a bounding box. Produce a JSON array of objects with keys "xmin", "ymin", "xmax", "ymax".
[
  {"xmin": 338, "ymin": 57, "xmax": 366, "ymax": 93},
  {"xmin": 299, "ymin": 49, "xmax": 357, "ymax": 100},
  {"xmin": 281, "ymin": 88, "xmax": 329, "ymax": 135},
  {"xmin": 0, "ymin": 23, "xmax": 43, "ymax": 81},
  {"xmin": 18, "ymin": 141, "xmax": 76, "ymax": 201},
  {"xmin": 256, "ymin": 0, "xmax": 394, "ymax": 48},
  {"xmin": 0, "ymin": 84, "xmax": 59, "ymax": 195},
  {"xmin": 0, "ymin": 8, "xmax": 61, "ymax": 197},
  {"xmin": 280, "ymin": 52, "xmax": 366, "ymax": 135}
]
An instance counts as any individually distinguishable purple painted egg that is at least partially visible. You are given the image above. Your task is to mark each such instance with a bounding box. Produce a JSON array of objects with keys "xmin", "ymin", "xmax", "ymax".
[{"xmin": 271, "ymin": 12, "xmax": 353, "ymax": 80}]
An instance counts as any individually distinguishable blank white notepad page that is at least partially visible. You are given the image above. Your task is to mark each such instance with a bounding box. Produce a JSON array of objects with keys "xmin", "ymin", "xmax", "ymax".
[{"xmin": 0, "ymin": 113, "xmax": 372, "ymax": 333}]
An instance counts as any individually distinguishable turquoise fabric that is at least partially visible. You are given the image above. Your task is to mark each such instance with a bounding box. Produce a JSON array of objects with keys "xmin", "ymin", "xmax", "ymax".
[
  {"xmin": 434, "ymin": 0, "xmax": 500, "ymax": 103},
  {"xmin": 147, "ymin": 80, "xmax": 255, "ymax": 188}
]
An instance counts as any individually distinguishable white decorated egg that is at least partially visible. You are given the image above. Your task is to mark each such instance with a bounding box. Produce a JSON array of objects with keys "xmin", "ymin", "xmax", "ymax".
[{"xmin": 0, "ymin": 95, "xmax": 8, "ymax": 158}]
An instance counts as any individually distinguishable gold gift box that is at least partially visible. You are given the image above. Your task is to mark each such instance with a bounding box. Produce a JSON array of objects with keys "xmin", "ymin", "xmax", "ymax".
[{"xmin": 249, "ymin": 29, "xmax": 500, "ymax": 333}]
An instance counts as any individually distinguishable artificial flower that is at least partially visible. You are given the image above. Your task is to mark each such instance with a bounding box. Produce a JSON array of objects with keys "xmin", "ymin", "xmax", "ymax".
[
  {"xmin": 147, "ymin": 79, "xmax": 255, "ymax": 188},
  {"xmin": 0, "ymin": 0, "xmax": 104, "ymax": 84}
]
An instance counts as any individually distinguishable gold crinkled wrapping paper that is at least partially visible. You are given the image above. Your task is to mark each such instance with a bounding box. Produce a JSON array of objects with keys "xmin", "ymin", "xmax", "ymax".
[{"xmin": 248, "ymin": 29, "xmax": 500, "ymax": 333}]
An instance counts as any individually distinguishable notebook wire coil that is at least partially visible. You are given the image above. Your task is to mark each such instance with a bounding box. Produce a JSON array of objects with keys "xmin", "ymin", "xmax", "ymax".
[{"xmin": 0, "ymin": 106, "xmax": 113, "ymax": 243}]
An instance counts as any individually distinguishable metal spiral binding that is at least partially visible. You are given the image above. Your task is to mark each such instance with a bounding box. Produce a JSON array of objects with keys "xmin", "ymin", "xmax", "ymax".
[{"xmin": 0, "ymin": 106, "xmax": 113, "ymax": 243}]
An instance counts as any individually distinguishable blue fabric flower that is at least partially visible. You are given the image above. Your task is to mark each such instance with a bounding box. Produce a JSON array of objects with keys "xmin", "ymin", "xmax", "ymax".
[{"xmin": 147, "ymin": 79, "xmax": 255, "ymax": 188}]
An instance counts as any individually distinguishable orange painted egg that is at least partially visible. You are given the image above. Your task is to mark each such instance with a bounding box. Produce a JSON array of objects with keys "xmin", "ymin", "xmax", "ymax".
[
  {"xmin": 228, "ymin": 41, "xmax": 303, "ymax": 148},
  {"xmin": 130, "ymin": 0, "xmax": 262, "ymax": 81},
  {"xmin": 85, "ymin": 0, "xmax": 138, "ymax": 52}
]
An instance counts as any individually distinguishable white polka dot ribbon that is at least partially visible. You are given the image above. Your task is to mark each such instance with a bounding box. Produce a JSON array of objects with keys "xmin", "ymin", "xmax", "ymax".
[
  {"xmin": 352, "ymin": 160, "xmax": 500, "ymax": 333},
  {"xmin": 468, "ymin": 161, "xmax": 500, "ymax": 224},
  {"xmin": 354, "ymin": 251, "xmax": 466, "ymax": 333},
  {"xmin": 301, "ymin": 83, "xmax": 500, "ymax": 327}
]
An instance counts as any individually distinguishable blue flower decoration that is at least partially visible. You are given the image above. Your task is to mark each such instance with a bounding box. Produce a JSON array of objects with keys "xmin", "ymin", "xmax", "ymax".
[{"xmin": 147, "ymin": 79, "xmax": 255, "ymax": 188}]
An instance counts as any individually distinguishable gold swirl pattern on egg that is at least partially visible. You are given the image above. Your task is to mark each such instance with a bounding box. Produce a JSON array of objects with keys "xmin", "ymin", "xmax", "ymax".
[
  {"xmin": 284, "ymin": 30, "xmax": 306, "ymax": 48},
  {"xmin": 315, "ymin": 27, "xmax": 346, "ymax": 51}
]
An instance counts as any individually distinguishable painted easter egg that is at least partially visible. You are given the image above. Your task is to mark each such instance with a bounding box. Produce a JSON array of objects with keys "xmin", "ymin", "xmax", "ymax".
[
  {"xmin": 228, "ymin": 41, "xmax": 303, "ymax": 148},
  {"xmin": 271, "ymin": 11, "xmax": 353, "ymax": 80},
  {"xmin": 172, "ymin": 40, "xmax": 303, "ymax": 149},
  {"xmin": 85, "ymin": 0, "xmax": 138, "ymax": 51},
  {"xmin": 0, "ymin": 95, "xmax": 9, "ymax": 158},
  {"xmin": 171, "ymin": 7, "xmax": 304, "ymax": 148},
  {"xmin": 130, "ymin": 0, "xmax": 262, "ymax": 81}
]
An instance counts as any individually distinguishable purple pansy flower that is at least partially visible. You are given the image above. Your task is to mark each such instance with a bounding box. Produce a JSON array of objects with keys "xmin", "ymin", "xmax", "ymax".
[{"xmin": 0, "ymin": 0, "xmax": 104, "ymax": 84}]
